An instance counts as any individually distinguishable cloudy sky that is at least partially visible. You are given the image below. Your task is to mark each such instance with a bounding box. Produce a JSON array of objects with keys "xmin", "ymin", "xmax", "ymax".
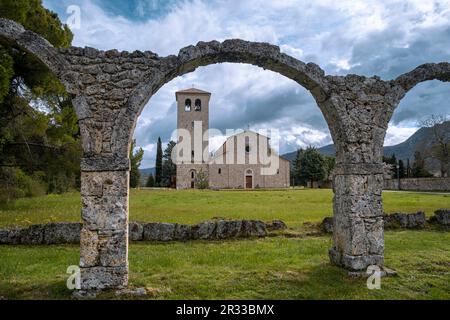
[{"xmin": 44, "ymin": 0, "xmax": 450, "ymax": 168}]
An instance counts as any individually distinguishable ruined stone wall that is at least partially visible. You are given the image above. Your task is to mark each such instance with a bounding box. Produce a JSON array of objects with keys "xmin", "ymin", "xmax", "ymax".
[{"xmin": 384, "ymin": 177, "xmax": 450, "ymax": 191}]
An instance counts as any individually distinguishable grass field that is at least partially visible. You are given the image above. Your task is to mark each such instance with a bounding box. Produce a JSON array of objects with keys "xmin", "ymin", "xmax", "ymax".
[
  {"xmin": 0, "ymin": 189, "xmax": 449, "ymax": 300},
  {"xmin": 0, "ymin": 189, "xmax": 449, "ymax": 228}
]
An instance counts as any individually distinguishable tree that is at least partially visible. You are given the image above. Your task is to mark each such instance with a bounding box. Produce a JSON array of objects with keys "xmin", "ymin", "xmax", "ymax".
[
  {"xmin": 0, "ymin": 1, "xmax": 80, "ymax": 202},
  {"xmin": 383, "ymin": 154, "xmax": 398, "ymax": 178},
  {"xmin": 145, "ymin": 174, "xmax": 155, "ymax": 188},
  {"xmin": 161, "ymin": 140, "xmax": 176, "ymax": 187},
  {"xmin": 155, "ymin": 137, "xmax": 163, "ymax": 186},
  {"xmin": 418, "ymin": 115, "xmax": 449, "ymax": 177},
  {"xmin": 398, "ymin": 159, "xmax": 406, "ymax": 179},
  {"xmin": 406, "ymin": 158, "xmax": 411, "ymax": 178},
  {"xmin": 298, "ymin": 147, "xmax": 326, "ymax": 187},
  {"xmin": 129, "ymin": 140, "xmax": 144, "ymax": 188},
  {"xmin": 323, "ymin": 156, "xmax": 336, "ymax": 181},
  {"xmin": 195, "ymin": 169, "xmax": 209, "ymax": 189},
  {"xmin": 411, "ymin": 151, "xmax": 433, "ymax": 178},
  {"xmin": 292, "ymin": 148, "xmax": 303, "ymax": 186}
]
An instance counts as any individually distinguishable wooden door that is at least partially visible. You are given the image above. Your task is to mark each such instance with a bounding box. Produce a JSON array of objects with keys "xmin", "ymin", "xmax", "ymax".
[{"xmin": 245, "ymin": 175, "xmax": 253, "ymax": 189}]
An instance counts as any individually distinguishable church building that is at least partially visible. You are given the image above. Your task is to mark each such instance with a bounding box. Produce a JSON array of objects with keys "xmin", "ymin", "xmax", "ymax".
[{"xmin": 175, "ymin": 88, "xmax": 290, "ymax": 190}]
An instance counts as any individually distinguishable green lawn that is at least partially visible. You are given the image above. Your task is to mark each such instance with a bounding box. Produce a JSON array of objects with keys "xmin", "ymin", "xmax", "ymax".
[
  {"xmin": 0, "ymin": 189, "xmax": 449, "ymax": 300},
  {"xmin": 0, "ymin": 231, "xmax": 449, "ymax": 300},
  {"xmin": 0, "ymin": 189, "xmax": 449, "ymax": 228}
]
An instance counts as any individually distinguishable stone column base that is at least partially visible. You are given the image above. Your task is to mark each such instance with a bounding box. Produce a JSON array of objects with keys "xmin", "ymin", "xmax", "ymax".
[
  {"xmin": 80, "ymin": 266, "xmax": 128, "ymax": 290},
  {"xmin": 329, "ymin": 247, "xmax": 384, "ymax": 271}
]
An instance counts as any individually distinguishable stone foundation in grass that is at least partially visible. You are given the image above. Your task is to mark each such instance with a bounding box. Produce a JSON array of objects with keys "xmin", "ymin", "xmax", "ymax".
[
  {"xmin": 321, "ymin": 209, "xmax": 450, "ymax": 233},
  {"xmin": 0, "ymin": 219, "xmax": 274, "ymax": 245}
]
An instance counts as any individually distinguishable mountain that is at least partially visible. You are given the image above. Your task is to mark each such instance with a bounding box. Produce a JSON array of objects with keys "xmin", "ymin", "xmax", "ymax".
[{"xmin": 282, "ymin": 121, "xmax": 450, "ymax": 176}]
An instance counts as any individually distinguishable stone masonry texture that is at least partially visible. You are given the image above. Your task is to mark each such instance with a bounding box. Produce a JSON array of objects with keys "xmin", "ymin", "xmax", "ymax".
[{"xmin": 2, "ymin": 18, "xmax": 450, "ymax": 288}]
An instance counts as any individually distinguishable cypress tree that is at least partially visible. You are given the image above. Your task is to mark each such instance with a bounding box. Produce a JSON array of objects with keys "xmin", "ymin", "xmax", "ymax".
[{"xmin": 155, "ymin": 137, "xmax": 163, "ymax": 186}]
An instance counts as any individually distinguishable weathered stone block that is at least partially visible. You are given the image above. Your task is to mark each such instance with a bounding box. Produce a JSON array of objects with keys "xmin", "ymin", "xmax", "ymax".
[
  {"xmin": 384, "ymin": 212, "xmax": 426, "ymax": 229},
  {"xmin": 265, "ymin": 220, "xmax": 287, "ymax": 231},
  {"xmin": 128, "ymin": 222, "xmax": 144, "ymax": 241},
  {"xmin": 80, "ymin": 266, "xmax": 128, "ymax": 290},
  {"xmin": 173, "ymin": 224, "xmax": 192, "ymax": 241},
  {"xmin": 81, "ymin": 196, "xmax": 128, "ymax": 231},
  {"xmin": 192, "ymin": 221, "xmax": 216, "ymax": 240},
  {"xmin": 143, "ymin": 223, "xmax": 175, "ymax": 241},
  {"xmin": 43, "ymin": 222, "xmax": 81, "ymax": 244},
  {"xmin": 321, "ymin": 217, "xmax": 333, "ymax": 234},
  {"xmin": 20, "ymin": 224, "xmax": 44, "ymax": 244},
  {"xmin": 434, "ymin": 209, "xmax": 450, "ymax": 226},
  {"xmin": 80, "ymin": 228, "xmax": 128, "ymax": 268}
]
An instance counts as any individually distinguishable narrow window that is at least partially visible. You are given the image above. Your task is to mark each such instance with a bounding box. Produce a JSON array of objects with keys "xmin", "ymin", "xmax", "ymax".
[
  {"xmin": 191, "ymin": 171, "xmax": 195, "ymax": 179},
  {"xmin": 245, "ymin": 136, "xmax": 250, "ymax": 153},
  {"xmin": 194, "ymin": 99, "xmax": 201, "ymax": 111},
  {"xmin": 218, "ymin": 168, "xmax": 222, "ymax": 174},
  {"xmin": 185, "ymin": 99, "xmax": 192, "ymax": 112}
]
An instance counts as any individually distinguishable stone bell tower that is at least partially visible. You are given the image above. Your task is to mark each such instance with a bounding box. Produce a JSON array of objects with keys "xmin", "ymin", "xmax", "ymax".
[{"xmin": 175, "ymin": 87, "xmax": 211, "ymax": 189}]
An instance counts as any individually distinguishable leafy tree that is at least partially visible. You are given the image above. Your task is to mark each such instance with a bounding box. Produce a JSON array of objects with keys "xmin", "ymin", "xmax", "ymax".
[
  {"xmin": 146, "ymin": 174, "xmax": 155, "ymax": 187},
  {"xmin": 323, "ymin": 156, "xmax": 336, "ymax": 181},
  {"xmin": 161, "ymin": 140, "xmax": 176, "ymax": 187},
  {"xmin": 418, "ymin": 115, "xmax": 449, "ymax": 177},
  {"xmin": 195, "ymin": 169, "xmax": 209, "ymax": 189},
  {"xmin": 398, "ymin": 159, "xmax": 406, "ymax": 179},
  {"xmin": 129, "ymin": 140, "xmax": 144, "ymax": 188},
  {"xmin": 383, "ymin": 154, "xmax": 398, "ymax": 178},
  {"xmin": 298, "ymin": 147, "xmax": 326, "ymax": 187},
  {"xmin": 0, "ymin": 1, "xmax": 80, "ymax": 202},
  {"xmin": 411, "ymin": 151, "xmax": 433, "ymax": 178},
  {"xmin": 406, "ymin": 158, "xmax": 411, "ymax": 178},
  {"xmin": 155, "ymin": 137, "xmax": 163, "ymax": 186},
  {"xmin": 292, "ymin": 148, "xmax": 303, "ymax": 186}
]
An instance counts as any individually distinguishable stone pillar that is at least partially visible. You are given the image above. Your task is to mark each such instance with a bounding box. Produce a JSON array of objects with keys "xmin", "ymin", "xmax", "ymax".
[
  {"xmin": 79, "ymin": 168, "xmax": 129, "ymax": 290},
  {"xmin": 329, "ymin": 163, "xmax": 384, "ymax": 270}
]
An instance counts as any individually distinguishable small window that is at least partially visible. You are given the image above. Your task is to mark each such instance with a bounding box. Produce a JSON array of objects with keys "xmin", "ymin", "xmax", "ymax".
[
  {"xmin": 191, "ymin": 150, "xmax": 194, "ymax": 157},
  {"xmin": 245, "ymin": 145, "xmax": 250, "ymax": 153},
  {"xmin": 277, "ymin": 169, "xmax": 280, "ymax": 175},
  {"xmin": 218, "ymin": 168, "xmax": 222, "ymax": 174},
  {"xmin": 191, "ymin": 171, "xmax": 195, "ymax": 179},
  {"xmin": 185, "ymin": 99, "xmax": 192, "ymax": 112},
  {"xmin": 194, "ymin": 99, "xmax": 201, "ymax": 111}
]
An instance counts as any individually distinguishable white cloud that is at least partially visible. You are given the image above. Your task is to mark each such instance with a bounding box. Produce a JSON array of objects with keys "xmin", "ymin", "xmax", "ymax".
[{"xmin": 44, "ymin": 0, "xmax": 450, "ymax": 167}]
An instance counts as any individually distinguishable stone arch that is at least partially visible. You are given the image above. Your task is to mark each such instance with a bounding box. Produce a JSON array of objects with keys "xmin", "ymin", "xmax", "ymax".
[
  {"xmin": 0, "ymin": 19, "xmax": 71, "ymax": 89},
  {"xmin": 117, "ymin": 40, "xmax": 335, "ymax": 160},
  {"xmin": 2, "ymin": 18, "xmax": 448, "ymax": 291}
]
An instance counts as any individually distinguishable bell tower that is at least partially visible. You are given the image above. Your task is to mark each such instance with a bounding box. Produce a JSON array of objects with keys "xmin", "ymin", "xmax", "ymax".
[{"xmin": 176, "ymin": 87, "xmax": 211, "ymax": 164}]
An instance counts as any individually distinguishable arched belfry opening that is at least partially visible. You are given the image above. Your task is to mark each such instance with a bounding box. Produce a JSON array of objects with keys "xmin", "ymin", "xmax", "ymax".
[{"xmin": 1, "ymin": 18, "xmax": 449, "ymax": 290}]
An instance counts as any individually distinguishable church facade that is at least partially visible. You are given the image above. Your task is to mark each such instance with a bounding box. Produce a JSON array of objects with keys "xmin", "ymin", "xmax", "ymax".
[{"xmin": 175, "ymin": 88, "xmax": 290, "ymax": 190}]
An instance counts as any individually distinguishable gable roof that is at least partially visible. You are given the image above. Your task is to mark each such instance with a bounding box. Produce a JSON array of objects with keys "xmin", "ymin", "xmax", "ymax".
[{"xmin": 176, "ymin": 87, "xmax": 211, "ymax": 95}]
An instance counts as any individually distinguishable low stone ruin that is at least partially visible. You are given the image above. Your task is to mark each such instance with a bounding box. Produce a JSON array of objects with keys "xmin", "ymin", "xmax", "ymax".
[
  {"xmin": 0, "ymin": 219, "xmax": 271, "ymax": 245},
  {"xmin": 321, "ymin": 209, "xmax": 450, "ymax": 233},
  {"xmin": 383, "ymin": 212, "xmax": 426, "ymax": 229}
]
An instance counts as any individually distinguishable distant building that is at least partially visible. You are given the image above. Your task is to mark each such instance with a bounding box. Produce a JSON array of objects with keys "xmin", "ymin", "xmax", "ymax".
[{"xmin": 175, "ymin": 87, "xmax": 290, "ymax": 189}]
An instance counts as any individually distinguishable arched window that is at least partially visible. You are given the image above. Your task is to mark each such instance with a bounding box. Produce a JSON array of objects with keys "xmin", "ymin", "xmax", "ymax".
[
  {"xmin": 185, "ymin": 99, "xmax": 191, "ymax": 112},
  {"xmin": 191, "ymin": 171, "xmax": 195, "ymax": 179},
  {"xmin": 194, "ymin": 99, "xmax": 201, "ymax": 111}
]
